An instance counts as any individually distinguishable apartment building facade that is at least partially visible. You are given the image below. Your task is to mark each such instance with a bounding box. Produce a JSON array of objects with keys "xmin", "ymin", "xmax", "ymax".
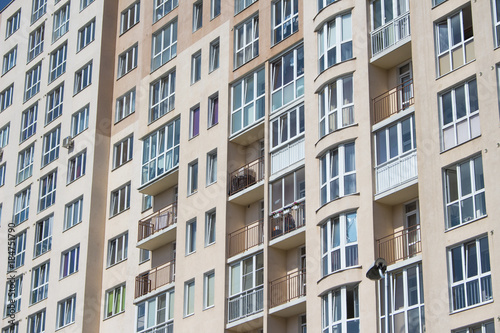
[{"xmin": 0, "ymin": 0, "xmax": 499, "ymax": 333}]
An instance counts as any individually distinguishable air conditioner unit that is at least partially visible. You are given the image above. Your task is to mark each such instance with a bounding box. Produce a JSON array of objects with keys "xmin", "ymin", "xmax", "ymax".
[{"xmin": 62, "ymin": 136, "xmax": 74, "ymax": 149}]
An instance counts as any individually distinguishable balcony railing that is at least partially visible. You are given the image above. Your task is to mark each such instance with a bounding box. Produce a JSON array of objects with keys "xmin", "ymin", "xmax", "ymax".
[
  {"xmin": 269, "ymin": 269, "xmax": 306, "ymax": 308},
  {"xmin": 228, "ymin": 157, "xmax": 264, "ymax": 196},
  {"xmin": 270, "ymin": 202, "xmax": 305, "ymax": 240},
  {"xmin": 271, "ymin": 137, "xmax": 305, "ymax": 175},
  {"xmin": 140, "ymin": 321, "xmax": 173, "ymax": 333},
  {"xmin": 371, "ymin": 11, "xmax": 410, "ymax": 56},
  {"xmin": 228, "ymin": 219, "xmax": 264, "ymax": 258},
  {"xmin": 372, "ymin": 79, "xmax": 414, "ymax": 124},
  {"xmin": 377, "ymin": 225, "xmax": 421, "ymax": 266},
  {"xmin": 135, "ymin": 259, "xmax": 175, "ymax": 298},
  {"xmin": 138, "ymin": 202, "xmax": 177, "ymax": 242},
  {"xmin": 375, "ymin": 149, "xmax": 417, "ymax": 194},
  {"xmin": 227, "ymin": 286, "xmax": 264, "ymax": 322}
]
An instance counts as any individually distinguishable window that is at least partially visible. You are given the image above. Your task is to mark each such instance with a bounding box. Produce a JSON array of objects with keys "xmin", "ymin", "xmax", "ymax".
[
  {"xmin": 183, "ymin": 280, "xmax": 195, "ymax": 316},
  {"xmin": 206, "ymin": 150, "xmax": 217, "ymax": 185},
  {"xmin": 205, "ymin": 209, "xmax": 216, "ymax": 246},
  {"xmin": 494, "ymin": 0, "xmax": 500, "ymax": 47},
  {"xmin": 46, "ymin": 84, "xmax": 64, "ymax": 124},
  {"xmin": 375, "ymin": 114, "xmax": 416, "ymax": 165},
  {"xmin": 272, "ymin": 0, "xmax": 299, "ymax": 45},
  {"xmin": 193, "ymin": 1, "xmax": 202, "ymax": 31},
  {"xmin": 28, "ymin": 25, "xmax": 44, "ymax": 62},
  {"xmin": 20, "ymin": 103, "xmax": 38, "ymax": 143},
  {"xmin": 105, "ymin": 284, "xmax": 126, "ymax": 318},
  {"xmin": 321, "ymin": 211, "xmax": 358, "ymax": 276},
  {"xmin": 42, "ymin": 126, "xmax": 60, "ymax": 166},
  {"xmin": 188, "ymin": 160, "xmax": 198, "ymax": 195},
  {"xmin": 433, "ymin": 0, "xmax": 446, "ymax": 6},
  {"xmin": 208, "ymin": 93, "xmax": 219, "ymax": 128},
  {"xmin": 121, "ymin": 1, "xmax": 140, "ymax": 34},
  {"xmin": 2, "ymin": 323, "xmax": 19, "ymax": 333},
  {"xmin": 74, "ymin": 61, "xmax": 92, "ymax": 94},
  {"xmin": 271, "ymin": 45, "xmax": 304, "ymax": 111},
  {"xmin": 34, "ymin": 216, "xmax": 52, "ymax": 257},
  {"xmin": 115, "ymin": 88, "xmax": 135, "ymax": 122},
  {"xmin": 444, "ymin": 155, "xmax": 485, "ymax": 228},
  {"xmin": 80, "ymin": 0, "xmax": 94, "ymax": 10},
  {"xmin": 16, "ymin": 145, "xmax": 35, "ymax": 184},
  {"xmin": 11, "ymin": 232, "xmax": 26, "ymax": 270},
  {"xmin": 136, "ymin": 290, "xmax": 174, "ymax": 333},
  {"xmin": 0, "ymin": 164, "xmax": 5, "ymax": 187},
  {"xmin": 38, "ymin": 170, "xmax": 57, "ymax": 211},
  {"xmin": 110, "ymin": 183, "xmax": 130, "ymax": 216},
  {"xmin": 318, "ymin": 12, "xmax": 352, "ymax": 72},
  {"xmin": 154, "ymin": 0, "xmax": 178, "ymax": 22},
  {"xmin": 186, "ymin": 219, "xmax": 197, "ymax": 255},
  {"xmin": 371, "ymin": 0, "xmax": 409, "ymax": 31},
  {"xmin": 231, "ymin": 68, "xmax": 265, "ymax": 134},
  {"xmin": 139, "ymin": 249, "xmax": 150, "ymax": 263},
  {"xmin": 271, "ymin": 104, "xmax": 305, "ymax": 149},
  {"xmin": 318, "ymin": 0, "xmax": 336, "ymax": 11},
  {"xmin": 3, "ymin": 46, "xmax": 17, "ymax": 75},
  {"xmin": 439, "ymin": 78, "xmax": 479, "ymax": 150},
  {"xmin": 31, "ymin": 262, "xmax": 49, "ymax": 303},
  {"xmin": 149, "ymin": 70, "xmax": 176, "ymax": 122},
  {"xmin": 24, "ymin": 62, "xmax": 42, "ymax": 101},
  {"xmin": 151, "ymin": 20, "xmax": 177, "ymax": 71},
  {"xmin": 0, "ymin": 124, "xmax": 9, "ymax": 148},
  {"xmin": 71, "ymin": 104, "xmax": 89, "ymax": 137},
  {"xmin": 27, "ymin": 309, "xmax": 46, "ymax": 333},
  {"xmin": 235, "ymin": 0, "xmax": 256, "ymax": 14},
  {"xmin": 318, "ymin": 74, "xmax": 354, "ymax": 137},
  {"xmin": 211, "ymin": 0, "xmax": 221, "ymax": 18},
  {"xmin": 142, "ymin": 194, "xmax": 153, "ymax": 211},
  {"xmin": 64, "ymin": 197, "xmax": 83, "ymax": 230},
  {"xmin": 209, "ymin": 39, "xmax": 220, "ymax": 72},
  {"xmin": 189, "ymin": 106, "xmax": 200, "ymax": 138},
  {"xmin": 3, "ymin": 275, "xmax": 22, "ymax": 317},
  {"xmin": 113, "ymin": 135, "xmax": 133, "ymax": 169},
  {"xmin": 191, "ymin": 52, "xmax": 201, "ymax": 84},
  {"xmin": 378, "ymin": 263, "xmax": 425, "ymax": 333},
  {"xmin": 67, "ymin": 150, "xmax": 86, "ymax": 183},
  {"xmin": 204, "ymin": 271, "xmax": 215, "ymax": 309},
  {"xmin": 13, "ymin": 187, "xmax": 30, "ymax": 226},
  {"xmin": 0, "ymin": 85, "xmax": 14, "ymax": 112},
  {"xmin": 56, "ymin": 295, "xmax": 76, "ymax": 329},
  {"xmin": 141, "ymin": 118, "xmax": 180, "ymax": 184},
  {"xmin": 453, "ymin": 321, "xmax": 495, "ymax": 333},
  {"xmin": 77, "ymin": 19, "xmax": 95, "ymax": 51},
  {"xmin": 436, "ymin": 5, "xmax": 474, "ymax": 77},
  {"xmin": 60, "ymin": 246, "xmax": 79, "ymax": 278},
  {"xmin": 5, "ymin": 10, "xmax": 21, "ymax": 39},
  {"xmin": 449, "ymin": 236, "xmax": 492, "ymax": 311},
  {"xmin": 270, "ymin": 168, "xmax": 305, "ymax": 212},
  {"xmin": 52, "ymin": 3, "xmax": 70, "ymax": 42},
  {"xmin": 320, "ymin": 142, "xmax": 356, "ymax": 205},
  {"xmin": 118, "ymin": 44, "xmax": 138, "ymax": 78},
  {"xmin": 49, "ymin": 43, "xmax": 67, "ymax": 83},
  {"xmin": 107, "ymin": 233, "xmax": 128, "ymax": 267},
  {"xmin": 32, "ymin": 0, "xmax": 47, "ymax": 23},
  {"xmin": 234, "ymin": 16, "xmax": 259, "ymax": 68},
  {"xmin": 322, "ymin": 285, "xmax": 359, "ymax": 333}
]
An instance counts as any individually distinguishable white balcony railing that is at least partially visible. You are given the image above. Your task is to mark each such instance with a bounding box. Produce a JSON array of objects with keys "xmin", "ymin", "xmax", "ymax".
[
  {"xmin": 227, "ymin": 286, "xmax": 264, "ymax": 322},
  {"xmin": 140, "ymin": 321, "xmax": 173, "ymax": 333},
  {"xmin": 271, "ymin": 137, "xmax": 305, "ymax": 175},
  {"xmin": 375, "ymin": 149, "xmax": 417, "ymax": 194},
  {"xmin": 371, "ymin": 12, "xmax": 410, "ymax": 57}
]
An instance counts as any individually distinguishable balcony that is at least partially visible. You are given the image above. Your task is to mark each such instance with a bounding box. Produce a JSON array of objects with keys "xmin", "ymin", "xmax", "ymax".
[
  {"xmin": 377, "ymin": 226, "xmax": 421, "ymax": 266},
  {"xmin": 269, "ymin": 269, "xmax": 306, "ymax": 316},
  {"xmin": 137, "ymin": 202, "xmax": 177, "ymax": 251},
  {"xmin": 227, "ymin": 286, "xmax": 264, "ymax": 323},
  {"xmin": 140, "ymin": 321, "xmax": 173, "ymax": 333},
  {"xmin": 271, "ymin": 137, "xmax": 305, "ymax": 175},
  {"xmin": 135, "ymin": 259, "xmax": 175, "ymax": 298},
  {"xmin": 371, "ymin": 12, "xmax": 411, "ymax": 68},
  {"xmin": 375, "ymin": 149, "xmax": 417, "ymax": 201},
  {"xmin": 269, "ymin": 202, "xmax": 305, "ymax": 250},
  {"xmin": 228, "ymin": 219, "xmax": 264, "ymax": 258},
  {"xmin": 228, "ymin": 157, "xmax": 264, "ymax": 205},
  {"xmin": 372, "ymin": 79, "xmax": 414, "ymax": 125}
]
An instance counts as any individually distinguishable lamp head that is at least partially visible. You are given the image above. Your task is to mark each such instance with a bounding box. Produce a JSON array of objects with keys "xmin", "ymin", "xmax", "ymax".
[{"xmin": 366, "ymin": 258, "xmax": 387, "ymax": 281}]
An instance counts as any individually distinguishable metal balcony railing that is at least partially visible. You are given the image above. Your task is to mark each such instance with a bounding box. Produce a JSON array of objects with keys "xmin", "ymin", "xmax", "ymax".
[
  {"xmin": 228, "ymin": 219, "xmax": 264, "ymax": 258},
  {"xmin": 227, "ymin": 286, "xmax": 264, "ymax": 322},
  {"xmin": 371, "ymin": 11, "xmax": 410, "ymax": 56},
  {"xmin": 139, "ymin": 321, "xmax": 173, "ymax": 333},
  {"xmin": 138, "ymin": 202, "xmax": 177, "ymax": 242},
  {"xmin": 228, "ymin": 157, "xmax": 264, "ymax": 196},
  {"xmin": 269, "ymin": 269, "xmax": 306, "ymax": 308},
  {"xmin": 377, "ymin": 225, "xmax": 421, "ymax": 266},
  {"xmin": 135, "ymin": 259, "xmax": 175, "ymax": 298},
  {"xmin": 372, "ymin": 79, "xmax": 414, "ymax": 124},
  {"xmin": 269, "ymin": 202, "xmax": 306, "ymax": 240}
]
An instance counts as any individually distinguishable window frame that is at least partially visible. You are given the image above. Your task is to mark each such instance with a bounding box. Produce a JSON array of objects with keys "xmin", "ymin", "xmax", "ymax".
[
  {"xmin": 115, "ymin": 88, "xmax": 135, "ymax": 123},
  {"xmin": 60, "ymin": 245, "xmax": 80, "ymax": 279},
  {"xmin": 45, "ymin": 83, "xmax": 64, "ymax": 124},
  {"xmin": 191, "ymin": 51, "xmax": 201, "ymax": 84},
  {"xmin": 193, "ymin": 1, "xmax": 203, "ymax": 32},
  {"xmin": 270, "ymin": 104, "xmax": 305, "ymax": 151},
  {"xmin": 0, "ymin": 85, "xmax": 14, "ymax": 112},
  {"xmin": 0, "ymin": 163, "xmax": 5, "ymax": 187},
  {"xmin": 186, "ymin": 219, "xmax": 197, "ymax": 255},
  {"xmin": 2, "ymin": 46, "xmax": 17, "ymax": 75},
  {"xmin": 136, "ymin": 290, "xmax": 174, "ymax": 333},
  {"xmin": 374, "ymin": 114, "xmax": 416, "ymax": 166},
  {"xmin": 56, "ymin": 294, "xmax": 76, "ymax": 329},
  {"xmin": 110, "ymin": 183, "xmax": 131, "ymax": 217},
  {"xmin": 0, "ymin": 124, "xmax": 9, "ymax": 148},
  {"xmin": 318, "ymin": 0, "xmax": 336, "ymax": 12},
  {"xmin": 113, "ymin": 135, "xmax": 133, "ymax": 169},
  {"xmin": 27, "ymin": 309, "xmax": 46, "ymax": 333},
  {"xmin": 20, "ymin": 103, "xmax": 38, "ymax": 143},
  {"xmin": 107, "ymin": 232, "xmax": 128, "ymax": 267},
  {"xmin": 452, "ymin": 321, "xmax": 495, "ymax": 333},
  {"xmin": 10, "ymin": 231, "xmax": 26, "ymax": 271},
  {"xmin": 64, "ymin": 197, "xmax": 83, "ymax": 230},
  {"xmin": 5, "ymin": 10, "xmax": 21, "ymax": 39},
  {"xmin": 24, "ymin": 62, "xmax": 42, "ymax": 102},
  {"xmin": 320, "ymin": 142, "xmax": 356, "ymax": 205},
  {"xmin": 211, "ymin": 0, "xmax": 221, "ymax": 19},
  {"xmin": 189, "ymin": 105, "xmax": 200, "ymax": 138},
  {"xmin": 105, "ymin": 284, "xmax": 126, "ymax": 319},
  {"xmin": 30, "ymin": 262, "xmax": 49, "ymax": 304},
  {"xmin": 229, "ymin": 252, "xmax": 264, "ymax": 297},
  {"xmin": 317, "ymin": 12, "xmax": 353, "ymax": 73},
  {"xmin": 270, "ymin": 168, "xmax": 305, "ymax": 213},
  {"xmin": 38, "ymin": 170, "xmax": 57, "ymax": 211},
  {"xmin": 151, "ymin": 20, "xmax": 177, "ymax": 72},
  {"xmin": 205, "ymin": 209, "xmax": 216, "ymax": 246},
  {"xmin": 209, "ymin": 38, "xmax": 220, "ymax": 73},
  {"xmin": 149, "ymin": 70, "xmax": 176, "ymax": 122},
  {"xmin": 67, "ymin": 150, "xmax": 86, "ymax": 184},
  {"xmin": 154, "ymin": 0, "xmax": 178, "ymax": 23},
  {"xmin": 13, "ymin": 187, "xmax": 30, "ymax": 226},
  {"xmin": 188, "ymin": 160, "xmax": 198, "ymax": 195},
  {"xmin": 52, "ymin": 3, "xmax": 70, "ymax": 42},
  {"xmin": 3, "ymin": 275, "xmax": 22, "ymax": 317},
  {"xmin": 31, "ymin": 0, "xmax": 47, "ymax": 24},
  {"xmin": 270, "ymin": 45, "xmax": 304, "ymax": 112},
  {"xmin": 234, "ymin": 15, "xmax": 259, "ymax": 69},
  {"xmin": 16, "ymin": 144, "xmax": 35, "ymax": 185},
  {"xmin": 120, "ymin": 1, "xmax": 140, "ymax": 34},
  {"xmin": 322, "ymin": 285, "xmax": 360, "ymax": 333},
  {"xmin": 41, "ymin": 126, "xmax": 60, "ymax": 167},
  {"xmin": 34, "ymin": 215, "xmax": 52, "ymax": 258},
  {"xmin": 204, "ymin": 271, "xmax": 215, "ymax": 309},
  {"xmin": 235, "ymin": 0, "xmax": 257, "ymax": 14},
  {"xmin": 71, "ymin": 104, "xmax": 89, "ymax": 137},
  {"xmin": 206, "ymin": 150, "xmax": 217, "ymax": 186},
  {"xmin": 77, "ymin": 19, "xmax": 95, "ymax": 51},
  {"xmin": 49, "ymin": 42, "xmax": 67, "ymax": 83},
  {"xmin": 74, "ymin": 61, "xmax": 93, "ymax": 94},
  {"xmin": 271, "ymin": 0, "xmax": 299, "ymax": 45},
  {"xmin": 28, "ymin": 24, "xmax": 45, "ymax": 62},
  {"xmin": 184, "ymin": 280, "xmax": 195, "ymax": 317},
  {"xmin": 117, "ymin": 44, "xmax": 138, "ymax": 78}
]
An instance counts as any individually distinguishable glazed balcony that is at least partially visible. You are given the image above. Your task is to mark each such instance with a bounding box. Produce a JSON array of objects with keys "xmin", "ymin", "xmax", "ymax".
[
  {"xmin": 137, "ymin": 202, "xmax": 177, "ymax": 251},
  {"xmin": 375, "ymin": 149, "xmax": 417, "ymax": 199},
  {"xmin": 228, "ymin": 219, "xmax": 264, "ymax": 258},
  {"xmin": 227, "ymin": 286, "xmax": 264, "ymax": 323},
  {"xmin": 377, "ymin": 226, "xmax": 421, "ymax": 266},
  {"xmin": 372, "ymin": 79, "xmax": 414, "ymax": 125},
  {"xmin": 371, "ymin": 12, "xmax": 411, "ymax": 68},
  {"xmin": 228, "ymin": 157, "xmax": 264, "ymax": 205},
  {"xmin": 269, "ymin": 269, "xmax": 306, "ymax": 316},
  {"xmin": 135, "ymin": 259, "xmax": 175, "ymax": 298},
  {"xmin": 269, "ymin": 202, "xmax": 306, "ymax": 250},
  {"xmin": 271, "ymin": 137, "xmax": 305, "ymax": 175}
]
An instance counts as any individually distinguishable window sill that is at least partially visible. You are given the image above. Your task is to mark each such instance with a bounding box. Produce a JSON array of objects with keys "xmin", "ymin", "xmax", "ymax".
[
  {"xmin": 59, "ymin": 271, "xmax": 79, "ymax": 281},
  {"xmin": 207, "ymin": 122, "xmax": 219, "ymax": 130},
  {"xmin": 436, "ymin": 59, "xmax": 475, "ymax": 80},
  {"xmin": 119, "ymin": 22, "xmax": 140, "ymax": 37},
  {"xmin": 205, "ymin": 181, "xmax": 217, "ymax": 188},
  {"xmin": 439, "ymin": 133, "xmax": 481, "ymax": 154},
  {"xmin": 33, "ymin": 249, "xmax": 51, "ymax": 260},
  {"xmin": 103, "ymin": 310, "xmax": 125, "ymax": 321},
  {"xmin": 317, "ymin": 265, "xmax": 363, "ymax": 284},
  {"xmin": 445, "ymin": 214, "xmax": 488, "ymax": 233},
  {"xmin": 62, "ymin": 221, "xmax": 82, "ymax": 233},
  {"xmin": 450, "ymin": 299, "xmax": 494, "ymax": 315},
  {"xmin": 109, "ymin": 207, "xmax": 130, "ymax": 220},
  {"xmin": 76, "ymin": 39, "xmax": 95, "ymax": 54},
  {"xmin": 111, "ymin": 159, "xmax": 133, "ymax": 172},
  {"xmin": 55, "ymin": 321, "xmax": 75, "ymax": 331},
  {"xmin": 67, "ymin": 175, "xmax": 85, "ymax": 186},
  {"xmin": 114, "ymin": 111, "xmax": 135, "ymax": 125},
  {"xmin": 106, "ymin": 258, "xmax": 127, "ymax": 270}
]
